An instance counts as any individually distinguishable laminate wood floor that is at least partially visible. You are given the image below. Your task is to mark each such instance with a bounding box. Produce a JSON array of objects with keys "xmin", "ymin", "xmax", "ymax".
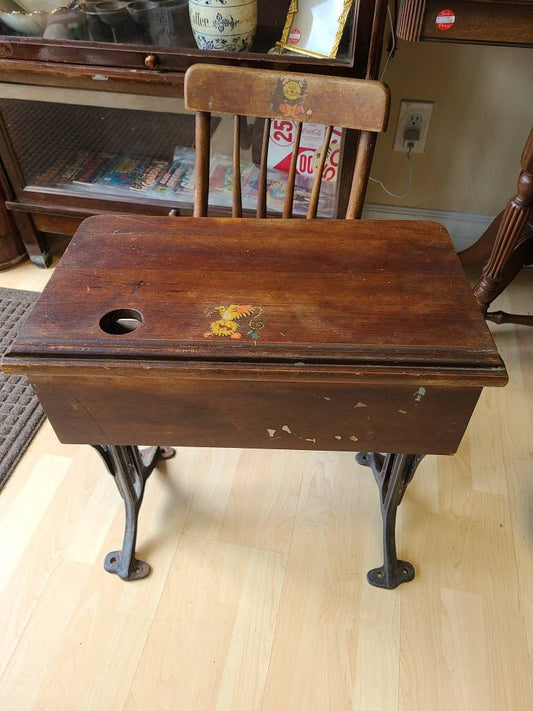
[{"xmin": 1, "ymin": 246, "xmax": 532, "ymax": 710}]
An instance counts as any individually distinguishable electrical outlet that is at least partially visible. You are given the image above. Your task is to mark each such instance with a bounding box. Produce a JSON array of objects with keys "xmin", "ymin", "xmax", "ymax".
[{"xmin": 393, "ymin": 100, "xmax": 434, "ymax": 153}]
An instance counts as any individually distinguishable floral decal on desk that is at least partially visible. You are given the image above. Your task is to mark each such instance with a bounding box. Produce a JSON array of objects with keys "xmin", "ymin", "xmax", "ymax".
[{"xmin": 204, "ymin": 305, "xmax": 264, "ymax": 343}]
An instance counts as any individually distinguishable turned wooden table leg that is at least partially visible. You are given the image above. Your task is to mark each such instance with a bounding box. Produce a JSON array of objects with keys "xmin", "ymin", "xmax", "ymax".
[
  {"xmin": 458, "ymin": 210, "xmax": 503, "ymax": 269},
  {"xmin": 473, "ymin": 127, "xmax": 533, "ymax": 323}
]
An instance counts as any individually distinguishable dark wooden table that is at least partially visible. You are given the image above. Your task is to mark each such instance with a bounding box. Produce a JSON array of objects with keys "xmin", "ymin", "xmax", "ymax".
[{"xmin": 3, "ymin": 216, "xmax": 507, "ymax": 588}]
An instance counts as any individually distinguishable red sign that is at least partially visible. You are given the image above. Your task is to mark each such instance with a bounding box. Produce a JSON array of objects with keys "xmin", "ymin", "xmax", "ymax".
[
  {"xmin": 436, "ymin": 9, "xmax": 455, "ymax": 31},
  {"xmin": 289, "ymin": 28, "xmax": 301, "ymax": 44}
]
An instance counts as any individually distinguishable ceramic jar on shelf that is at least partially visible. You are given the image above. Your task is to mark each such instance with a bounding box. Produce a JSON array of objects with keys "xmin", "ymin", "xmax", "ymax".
[{"xmin": 188, "ymin": 0, "xmax": 257, "ymax": 52}]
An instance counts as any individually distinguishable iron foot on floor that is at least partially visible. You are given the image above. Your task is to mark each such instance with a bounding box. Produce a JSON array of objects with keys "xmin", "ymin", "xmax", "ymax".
[
  {"xmin": 356, "ymin": 451, "xmax": 424, "ymax": 590},
  {"xmin": 92, "ymin": 444, "xmax": 176, "ymax": 581}
]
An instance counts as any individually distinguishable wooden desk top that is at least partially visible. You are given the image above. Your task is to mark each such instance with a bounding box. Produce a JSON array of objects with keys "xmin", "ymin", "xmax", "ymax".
[{"xmin": 6, "ymin": 216, "xmax": 506, "ymax": 387}]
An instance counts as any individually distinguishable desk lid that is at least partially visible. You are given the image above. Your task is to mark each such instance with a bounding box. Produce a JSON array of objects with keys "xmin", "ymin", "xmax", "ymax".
[{"xmin": 6, "ymin": 216, "xmax": 506, "ymax": 385}]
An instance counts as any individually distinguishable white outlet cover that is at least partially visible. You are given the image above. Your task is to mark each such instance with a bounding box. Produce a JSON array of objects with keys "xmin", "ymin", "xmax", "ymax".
[{"xmin": 393, "ymin": 100, "xmax": 434, "ymax": 153}]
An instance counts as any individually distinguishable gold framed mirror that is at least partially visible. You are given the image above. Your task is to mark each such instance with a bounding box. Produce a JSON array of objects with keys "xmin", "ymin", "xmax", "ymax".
[{"xmin": 276, "ymin": 0, "xmax": 355, "ymax": 59}]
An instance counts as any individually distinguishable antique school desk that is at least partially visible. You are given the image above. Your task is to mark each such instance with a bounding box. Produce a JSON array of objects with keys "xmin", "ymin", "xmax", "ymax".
[{"xmin": 3, "ymin": 215, "xmax": 508, "ymax": 589}]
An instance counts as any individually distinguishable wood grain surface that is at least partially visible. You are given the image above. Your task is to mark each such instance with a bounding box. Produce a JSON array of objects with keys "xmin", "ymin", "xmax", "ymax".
[
  {"xmin": 184, "ymin": 65, "xmax": 390, "ymax": 132},
  {"xmin": 6, "ymin": 216, "xmax": 504, "ymax": 373}
]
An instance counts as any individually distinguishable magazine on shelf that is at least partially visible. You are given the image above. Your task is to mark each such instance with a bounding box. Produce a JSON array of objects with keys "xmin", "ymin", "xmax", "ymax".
[
  {"xmin": 71, "ymin": 153, "xmax": 115, "ymax": 187},
  {"xmin": 130, "ymin": 159, "xmax": 169, "ymax": 192},
  {"xmin": 35, "ymin": 152, "xmax": 90, "ymax": 186},
  {"xmin": 266, "ymin": 171, "xmax": 336, "ymax": 216},
  {"xmin": 34, "ymin": 144, "xmax": 335, "ymax": 216},
  {"xmin": 208, "ymin": 155, "xmax": 257, "ymax": 209},
  {"xmin": 151, "ymin": 147, "xmax": 196, "ymax": 201},
  {"xmin": 37, "ymin": 152, "xmax": 172, "ymax": 197}
]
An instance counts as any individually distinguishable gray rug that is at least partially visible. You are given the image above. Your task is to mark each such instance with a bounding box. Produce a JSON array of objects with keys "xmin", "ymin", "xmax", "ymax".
[{"xmin": 0, "ymin": 287, "xmax": 45, "ymax": 490}]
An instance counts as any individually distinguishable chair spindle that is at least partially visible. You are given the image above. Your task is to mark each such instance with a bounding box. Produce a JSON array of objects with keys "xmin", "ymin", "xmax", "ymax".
[
  {"xmin": 233, "ymin": 115, "xmax": 243, "ymax": 217},
  {"xmin": 257, "ymin": 118, "xmax": 271, "ymax": 218},
  {"xmin": 307, "ymin": 124, "xmax": 333, "ymax": 219},
  {"xmin": 283, "ymin": 121, "xmax": 303, "ymax": 219},
  {"xmin": 194, "ymin": 111, "xmax": 211, "ymax": 217},
  {"xmin": 346, "ymin": 131, "xmax": 375, "ymax": 219}
]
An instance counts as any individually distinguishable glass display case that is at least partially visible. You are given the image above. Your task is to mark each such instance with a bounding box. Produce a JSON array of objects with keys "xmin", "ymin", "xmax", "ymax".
[
  {"xmin": 0, "ymin": 0, "xmax": 366, "ymax": 70},
  {"xmin": 1, "ymin": 86, "xmax": 340, "ymax": 213},
  {"xmin": 0, "ymin": 0, "xmax": 388, "ymax": 266},
  {"xmin": 1, "ymin": 0, "xmax": 358, "ymax": 57}
]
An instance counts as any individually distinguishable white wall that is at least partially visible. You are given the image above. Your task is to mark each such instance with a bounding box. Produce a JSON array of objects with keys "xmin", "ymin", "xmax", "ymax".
[{"xmin": 366, "ymin": 39, "xmax": 533, "ymax": 215}]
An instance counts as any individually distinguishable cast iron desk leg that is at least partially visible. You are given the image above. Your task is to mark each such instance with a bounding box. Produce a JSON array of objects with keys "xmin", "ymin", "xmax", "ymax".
[
  {"xmin": 356, "ymin": 452, "xmax": 424, "ymax": 589},
  {"xmin": 92, "ymin": 445, "xmax": 421, "ymax": 587},
  {"xmin": 92, "ymin": 445, "xmax": 175, "ymax": 581}
]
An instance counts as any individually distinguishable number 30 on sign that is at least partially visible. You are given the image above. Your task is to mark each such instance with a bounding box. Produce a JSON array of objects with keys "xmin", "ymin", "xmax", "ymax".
[{"xmin": 268, "ymin": 120, "xmax": 342, "ymax": 180}]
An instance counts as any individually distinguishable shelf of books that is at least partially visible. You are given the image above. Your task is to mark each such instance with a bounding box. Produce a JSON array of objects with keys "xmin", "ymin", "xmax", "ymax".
[
  {"xmin": 32, "ymin": 145, "xmax": 337, "ymax": 216},
  {"xmin": 2, "ymin": 97, "xmax": 340, "ymax": 217}
]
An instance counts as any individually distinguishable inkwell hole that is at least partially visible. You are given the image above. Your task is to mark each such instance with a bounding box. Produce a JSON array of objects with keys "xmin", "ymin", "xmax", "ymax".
[{"xmin": 100, "ymin": 309, "xmax": 144, "ymax": 335}]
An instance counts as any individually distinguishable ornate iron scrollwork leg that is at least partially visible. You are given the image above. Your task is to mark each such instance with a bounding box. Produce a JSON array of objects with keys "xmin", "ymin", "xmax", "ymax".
[
  {"xmin": 92, "ymin": 445, "xmax": 175, "ymax": 581},
  {"xmin": 356, "ymin": 451, "xmax": 424, "ymax": 589}
]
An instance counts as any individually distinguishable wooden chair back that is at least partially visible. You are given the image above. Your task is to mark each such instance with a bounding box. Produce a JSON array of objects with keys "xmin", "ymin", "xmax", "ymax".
[{"xmin": 184, "ymin": 64, "xmax": 390, "ymax": 220}]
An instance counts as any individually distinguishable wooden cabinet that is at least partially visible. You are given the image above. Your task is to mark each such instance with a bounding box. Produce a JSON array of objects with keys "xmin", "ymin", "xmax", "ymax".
[
  {"xmin": 397, "ymin": 0, "xmax": 533, "ymax": 46},
  {"xmin": 0, "ymin": 0, "xmax": 388, "ymax": 266}
]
